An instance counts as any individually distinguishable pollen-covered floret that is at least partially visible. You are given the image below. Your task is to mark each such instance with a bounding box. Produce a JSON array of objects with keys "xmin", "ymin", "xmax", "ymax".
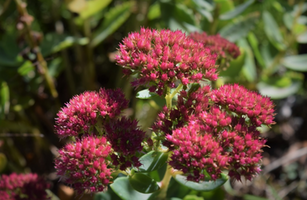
[
  {"xmin": 116, "ymin": 28, "xmax": 217, "ymax": 95},
  {"xmin": 55, "ymin": 136, "xmax": 112, "ymax": 194}
]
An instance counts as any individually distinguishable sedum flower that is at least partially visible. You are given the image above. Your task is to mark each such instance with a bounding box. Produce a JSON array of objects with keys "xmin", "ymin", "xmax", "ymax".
[
  {"xmin": 116, "ymin": 28, "xmax": 217, "ymax": 95},
  {"xmin": 189, "ymin": 32, "xmax": 240, "ymax": 68},
  {"xmin": 0, "ymin": 173, "xmax": 50, "ymax": 200},
  {"xmin": 55, "ymin": 136, "xmax": 113, "ymax": 194},
  {"xmin": 105, "ymin": 117, "xmax": 145, "ymax": 170},
  {"xmin": 210, "ymin": 84, "xmax": 275, "ymax": 126},
  {"xmin": 55, "ymin": 88, "xmax": 128, "ymax": 138}
]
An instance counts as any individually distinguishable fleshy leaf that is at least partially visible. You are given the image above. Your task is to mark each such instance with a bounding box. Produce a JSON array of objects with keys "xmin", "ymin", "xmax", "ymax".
[
  {"xmin": 110, "ymin": 177, "xmax": 152, "ymax": 200},
  {"xmin": 219, "ymin": 0, "xmax": 255, "ymax": 20},
  {"xmin": 136, "ymin": 89, "xmax": 152, "ymax": 99},
  {"xmin": 282, "ymin": 55, "xmax": 307, "ymax": 71},
  {"xmin": 138, "ymin": 151, "xmax": 169, "ymax": 172},
  {"xmin": 129, "ymin": 173, "xmax": 160, "ymax": 193},
  {"xmin": 173, "ymin": 173, "xmax": 228, "ymax": 192},
  {"xmin": 91, "ymin": 2, "xmax": 133, "ymax": 47},
  {"xmin": 257, "ymin": 81, "xmax": 302, "ymax": 99}
]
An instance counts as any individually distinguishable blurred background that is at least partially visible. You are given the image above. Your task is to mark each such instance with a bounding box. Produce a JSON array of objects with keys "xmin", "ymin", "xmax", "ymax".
[{"xmin": 0, "ymin": 0, "xmax": 307, "ymax": 199}]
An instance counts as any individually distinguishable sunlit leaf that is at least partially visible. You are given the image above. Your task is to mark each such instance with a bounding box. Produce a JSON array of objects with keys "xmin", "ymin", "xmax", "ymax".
[
  {"xmin": 79, "ymin": 0, "xmax": 111, "ymax": 19},
  {"xmin": 297, "ymin": 31, "xmax": 307, "ymax": 43},
  {"xmin": 219, "ymin": 13, "xmax": 259, "ymax": 42},
  {"xmin": 173, "ymin": 173, "xmax": 228, "ymax": 192},
  {"xmin": 148, "ymin": 2, "xmax": 161, "ymax": 20},
  {"xmin": 219, "ymin": 47, "xmax": 245, "ymax": 78},
  {"xmin": 219, "ymin": 0, "xmax": 255, "ymax": 20},
  {"xmin": 243, "ymin": 194, "xmax": 269, "ymax": 200},
  {"xmin": 138, "ymin": 151, "xmax": 169, "ymax": 172},
  {"xmin": 247, "ymin": 32, "xmax": 265, "ymax": 68},
  {"xmin": 183, "ymin": 195, "xmax": 204, "ymax": 200},
  {"xmin": 257, "ymin": 81, "xmax": 302, "ymax": 99},
  {"xmin": 192, "ymin": 0, "xmax": 213, "ymax": 11},
  {"xmin": 91, "ymin": 2, "xmax": 133, "ymax": 47},
  {"xmin": 282, "ymin": 55, "xmax": 307, "ymax": 71},
  {"xmin": 263, "ymin": 11, "xmax": 286, "ymax": 50},
  {"xmin": 136, "ymin": 89, "xmax": 152, "ymax": 99},
  {"xmin": 65, "ymin": 0, "xmax": 87, "ymax": 13}
]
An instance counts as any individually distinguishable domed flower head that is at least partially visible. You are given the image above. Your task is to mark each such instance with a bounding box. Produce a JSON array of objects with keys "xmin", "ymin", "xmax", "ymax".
[
  {"xmin": 210, "ymin": 84, "xmax": 275, "ymax": 126},
  {"xmin": 55, "ymin": 88, "xmax": 128, "ymax": 138},
  {"xmin": 152, "ymin": 85, "xmax": 210, "ymax": 148},
  {"xmin": 116, "ymin": 28, "xmax": 217, "ymax": 95},
  {"xmin": 189, "ymin": 32, "xmax": 240, "ymax": 68},
  {"xmin": 167, "ymin": 121, "xmax": 229, "ymax": 182},
  {"xmin": 55, "ymin": 136, "xmax": 113, "ymax": 194},
  {"xmin": 105, "ymin": 117, "xmax": 145, "ymax": 170},
  {"xmin": 0, "ymin": 173, "xmax": 50, "ymax": 200}
]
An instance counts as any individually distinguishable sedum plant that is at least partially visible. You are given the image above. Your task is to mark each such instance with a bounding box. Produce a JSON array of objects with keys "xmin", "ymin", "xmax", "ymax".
[{"xmin": 54, "ymin": 28, "xmax": 275, "ymax": 199}]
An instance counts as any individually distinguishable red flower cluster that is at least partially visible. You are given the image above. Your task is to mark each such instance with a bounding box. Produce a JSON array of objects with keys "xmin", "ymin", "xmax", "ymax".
[
  {"xmin": 55, "ymin": 88, "xmax": 128, "ymax": 138},
  {"xmin": 116, "ymin": 28, "xmax": 217, "ymax": 95},
  {"xmin": 55, "ymin": 136, "xmax": 112, "ymax": 194},
  {"xmin": 0, "ymin": 173, "xmax": 50, "ymax": 200},
  {"xmin": 105, "ymin": 117, "xmax": 145, "ymax": 170},
  {"xmin": 210, "ymin": 84, "xmax": 275, "ymax": 126},
  {"xmin": 189, "ymin": 32, "xmax": 240, "ymax": 60}
]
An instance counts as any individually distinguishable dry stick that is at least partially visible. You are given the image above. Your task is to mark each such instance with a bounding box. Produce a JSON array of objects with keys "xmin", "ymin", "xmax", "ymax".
[
  {"xmin": 15, "ymin": 0, "xmax": 58, "ymax": 98},
  {"xmin": 263, "ymin": 146, "xmax": 307, "ymax": 175}
]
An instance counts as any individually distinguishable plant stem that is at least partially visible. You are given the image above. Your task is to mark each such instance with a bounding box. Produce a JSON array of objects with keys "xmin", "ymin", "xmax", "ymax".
[{"xmin": 15, "ymin": 0, "xmax": 58, "ymax": 99}]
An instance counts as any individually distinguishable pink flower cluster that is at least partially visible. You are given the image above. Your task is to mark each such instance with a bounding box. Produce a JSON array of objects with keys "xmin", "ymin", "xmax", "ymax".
[
  {"xmin": 55, "ymin": 88, "xmax": 128, "ymax": 138},
  {"xmin": 210, "ymin": 84, "xmax": 275, "ymax": 126},
  {"xmin": 55, "ymin": 136, "xmax": 112, "ymax": 194},
  {"xmin": 105, "ymin": 117, "xmax": 145, "ymax": 170},
  {"xmin": 189, "ymin": 32, "xmax": 240, "ymax": 60},
  {"xmin": 116, "ymin": 28, "xmax": 218, "ymax": 95},
  {"xmin": 54, "ymin": 87, "xmax": 146, "ymax": 193},
  {"xmin": 0, "ymin": 173, "xmax": 50, "ymax": 200},
  {"xmin": 152, "ymin": 84, "xmax": 275, "ymax": 182}
]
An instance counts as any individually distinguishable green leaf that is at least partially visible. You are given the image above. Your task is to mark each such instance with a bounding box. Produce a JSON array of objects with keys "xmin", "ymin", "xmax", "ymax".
[
  {"xmin": 91, "ymin": 2, "xmax": 133, "ymax": 47},
  {"xmin": 183, "ymin": 195, "xmax": 204, "ymax": 200},
  {"xmin": 297, "ymin": 31, "xmax": 307, "ymax": 43},
  {"xmin": 0, "ymin": 34, "xmax": 23, "ymax": 67},
  {"xmin": 238, "ymin": 39, "xmax": 256, "ymax": 82},
  {"xmin": 129, "ymin": 173, "xmax": 160, "ymax": 194},
  {"xmin": 136, "ymin": 89, "xmax": 152, "ymax": 99},
  {"xmin": 257, "ymin": 81, "xmax": 302, "ymax": 99},
  {"xmin": 48, "ymin": 58, "xmax": 63, "ymax": 78},
  {"xmin": 148, "ymin": 2, "xmax": 161, "ymax": 20},
  {"xmin": 282, "ymin": 55, "xmax": 307, "ymax": 71},
  {"xmin": 0, "ymin": 81, "xmax": 10, "ymax": 118},
  {"xmin": 0, "ymin": 153, "xmax": 7, "ymax": 172},
  {"xmin": 18, "ymin": 61, "xmax": 34, "ymax": 76},
  {"xmin": 173, "ymin": 173, "xmax": 228, "ymax": 192},
  {"xmin": 219, "ymin": 0, "xmax": 255, "ymax": 20},
  {"xmin": 247, "ymin": 32, "xmax": 265, "ymax": 68},
  {"xmin": 78, "ymin": 0, "xmax": 111, "ymax": 19},
  {"xmin": 219, "ymin": 47, "xmax": 245, "ymax": 78},
  {"xmin": 192, "ymin": 0, "xmax": 213, "ymax": 11},
  {"xmin": 160, "ymin": 2, "xmax": 197, "ymax": 32},
  {"xmin": 138, "ymin": 151, "xmax": 169, "ymax": 172},
  {"xmin": 219, "ymin": 13, "xmax": 259, "ymax": 42},
  {"xmin": 110, "ymin": 177, "xmax": 152, "ymax": 200},
  {"xmin": 263, "ymin": 11, "xmax": 286, "ymax": 50},
  {"xmin": 94, "ymin": 186, "xmax": 121, "ymax": 200},
  {"xmin": 243, "ymin": 194, "xmax": 269, "ymax": 200}
]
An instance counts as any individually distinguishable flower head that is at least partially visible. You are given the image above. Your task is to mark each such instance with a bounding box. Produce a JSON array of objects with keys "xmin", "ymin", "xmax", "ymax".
[
  {"xmin": 105, "ymin": 117, "xmax": 145, "ymax": 170},
  {"xmin": 55, "ymin": 88, "xmax": 128, "ymax": 138},
  {"xmin": 55, "ymin": 136, "xmax": 112, "ymax": 194},
  {"xmin": 210, "ymin": 84, "xmax": 275, "ymax": 126},
  {"xmin": 116, "ymin": 28, "xmax": 217, "ymax": 95},
  {"xmin": 0, "ymin": 173, "xmax": 50, "ymax": 200},
  {"xmin": 189, "ymin": 32, "xmax": 240, "ymax": 68}
]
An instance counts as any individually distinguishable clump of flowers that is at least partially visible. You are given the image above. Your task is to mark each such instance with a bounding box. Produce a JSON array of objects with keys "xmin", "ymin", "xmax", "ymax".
[
  {"xmin": 55, "ymin": 136, "xmax": 112, "ymax": 194},
  {"xmin": 55, "ymin": 88, "xmax": 128, "ymax": 138},
  {"xmin": 54, "ymin": 28, "xmax": 276, "ymax": 197},
  {"xmin": 105, "ymin": 117, "xmax": 145, "ymax": 170},
  {"xmin": 116, "ymin": 28, "xmax": 218, "ymax": 95},
  {"xmin": 0, "ymin": 173, "xmax": 50, "ymax": 200},
  {"xmin": 189, "ymin": 32, "xmax": 240, "ymax": 68}
]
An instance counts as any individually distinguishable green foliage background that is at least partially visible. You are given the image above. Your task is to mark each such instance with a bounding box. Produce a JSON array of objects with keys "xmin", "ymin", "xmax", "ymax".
[{"xmin": 0, "ymin": 0, "xmax": 307, "ymax": 199}]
